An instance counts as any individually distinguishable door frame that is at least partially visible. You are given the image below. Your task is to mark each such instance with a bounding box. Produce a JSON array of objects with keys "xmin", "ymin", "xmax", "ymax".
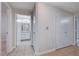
[
  {"xmin": 15, "ymin": 13, "xmax": 33, "ymax": 47},
  {"xmin": 74, "ymin": 16, "xmax": 79, "ymax": 46}
]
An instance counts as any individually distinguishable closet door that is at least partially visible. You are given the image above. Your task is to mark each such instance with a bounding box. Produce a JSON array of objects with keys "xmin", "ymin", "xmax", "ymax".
[{"xmin": 55, "ymin": 16, "xmax": 73, "ymax": 49}]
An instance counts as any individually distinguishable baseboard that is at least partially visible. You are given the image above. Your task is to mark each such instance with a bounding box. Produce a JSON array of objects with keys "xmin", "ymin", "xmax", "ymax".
[
  {"xmin": 77, "ymin": 43, "xmax": 79, "ymax": 47},
  {"xmin": 71, "ymin": 42, "xmax": 76, "ymax": 46},
  {"xmin": 35, "ymin": 49, "xmax": 56, "ymax": 56},
  {"xmin": 7, "ymin": 47, "xmax": 16, "ymax": 55}
]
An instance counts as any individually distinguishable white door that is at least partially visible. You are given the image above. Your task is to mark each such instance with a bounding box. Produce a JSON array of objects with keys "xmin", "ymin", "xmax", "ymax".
[{"xmin": 55, "ymin": 16, "xmax": 73, "ymax": 49}]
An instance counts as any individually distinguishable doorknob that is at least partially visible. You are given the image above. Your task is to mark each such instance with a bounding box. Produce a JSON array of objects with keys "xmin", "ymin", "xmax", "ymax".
[
  {"xmin": 46, "ymin": 27, "xmax": 48, "ymax": 30},
  {"xmin": 6, "ymin": 32, "xmax": 8, "ymax": 34},
  {"xmin": 64, "ymin": 32, "xmax": 67, "ymax": 33}
]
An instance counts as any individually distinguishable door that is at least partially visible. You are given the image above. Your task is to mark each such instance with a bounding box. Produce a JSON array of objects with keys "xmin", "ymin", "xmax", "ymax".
[{"xmin": 55, "ymin": 16, "xmax": 73, "ymax": 49}]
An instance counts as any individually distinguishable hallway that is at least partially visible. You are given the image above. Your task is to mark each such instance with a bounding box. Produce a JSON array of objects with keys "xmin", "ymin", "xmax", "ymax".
[
  {"xmin": 0, "ymin": 2, "xmax": 79, "ymax": 56},
  {"xmin": 7, "ymin": 46, "xmax": 35, "ymax": 56}
]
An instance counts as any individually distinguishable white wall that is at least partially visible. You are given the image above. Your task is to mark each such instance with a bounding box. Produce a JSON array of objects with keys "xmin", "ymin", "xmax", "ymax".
[
  {"xmin": 0, "ymin": 2, "xmax": 1, "ymax": 55},
  {"xmin": 1, "ymin": 3, "xmax": 16, "ymax": 55},
  {"xmin": 35, "ymin": 3, "xmax": 74, "ymax": 55},
  {"xmin": 7, "ymin": 6, "xmax": 14, "ymax": 53},
  {"xmin": 1, "ymin": 3, "xmax": 9, "ymax": 55},
  {"xmin": 11, "ymin": 8, "xmax": 16, "ymax": 49}
]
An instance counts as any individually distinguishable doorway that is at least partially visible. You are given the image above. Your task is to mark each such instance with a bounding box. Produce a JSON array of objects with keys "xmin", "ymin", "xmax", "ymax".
[
  {"xmin": 7, "ymin": 14, "xmax": 35, "ymax": 56},
  {"xmin": 16, "ymin": 14, "xmax": 32, "ymax": 48}
]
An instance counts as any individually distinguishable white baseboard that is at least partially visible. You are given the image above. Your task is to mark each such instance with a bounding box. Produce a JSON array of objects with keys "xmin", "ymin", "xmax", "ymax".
[
  {"xmin": 71, "ymin": 42, "xmax": 76, "ymax": 46},
  {"xmin": 7, "ymin": 47, "xmax": 16, "ymax": 55},
  {"xmin": 35, "ymin": 49, "xmax": 56, "ymax": 56},
  {"xmin": 77, "ymin": 44, "xmax": 79, "ymax": 47}
]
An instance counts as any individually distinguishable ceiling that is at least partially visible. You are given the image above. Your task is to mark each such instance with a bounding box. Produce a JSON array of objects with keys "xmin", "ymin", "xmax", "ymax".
[
  {"xmin": 46, "ymin": 2, "xmax": 79, "ymax": 14},
  {"xmin": 9, "ymin": 2, "xmax": 35, "ymax": 12},
  {"xmin": 9, "ymin": 2, "xmax": 79, "ymax": 14}
]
